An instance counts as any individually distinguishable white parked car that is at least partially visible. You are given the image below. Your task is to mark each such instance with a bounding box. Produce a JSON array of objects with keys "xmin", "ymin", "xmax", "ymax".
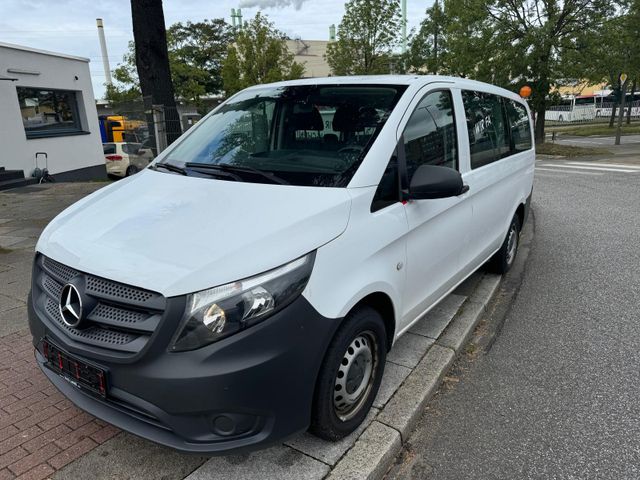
[
  {"xmin": 29, "ymin": 75, "xmax": 534, "ymax": 454},
  {"xmin": 103, "ymin": 142, "xmax": 154, "ymax": 178}
]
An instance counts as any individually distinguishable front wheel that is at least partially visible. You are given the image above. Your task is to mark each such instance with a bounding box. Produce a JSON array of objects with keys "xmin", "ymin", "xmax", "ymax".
[
  {"xmin": 310, "ymin": 306, "xmax": 387, "ymax": 441},
  {"xmin": 489, "ymin": 215, "xmax": 521, "ymax": 274}
]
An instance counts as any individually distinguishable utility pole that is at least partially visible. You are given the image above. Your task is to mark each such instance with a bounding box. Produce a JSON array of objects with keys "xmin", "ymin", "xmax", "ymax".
[
  {"xmin": 401, "ymin": 0, "xmax": 407, "ymax": 54},
  {"xmin": 433, "ymin": 0, "xmax": 439, "ymax": 74}
]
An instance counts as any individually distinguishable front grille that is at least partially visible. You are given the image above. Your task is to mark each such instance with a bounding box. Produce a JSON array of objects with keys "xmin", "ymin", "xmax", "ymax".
[
  {"xmin": 43, "ymin": 256, "xmax": 78, "ymax": 283},
  {"xmin": 34, "ymin": 255, "xmax": 166, "ymax": 354},
  {"xmin": 86, "ymin": 277, "xmax": 154, "ymax": 303}
]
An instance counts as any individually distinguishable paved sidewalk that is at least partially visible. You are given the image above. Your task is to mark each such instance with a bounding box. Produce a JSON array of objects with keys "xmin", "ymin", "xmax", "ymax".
[
  {"xmin": 0, "ymin": 182, "xmax": 497, "ymax": 480},
  {"xmin": 0, "ymin": 183, "xmax": 116, "ymax": 480}
]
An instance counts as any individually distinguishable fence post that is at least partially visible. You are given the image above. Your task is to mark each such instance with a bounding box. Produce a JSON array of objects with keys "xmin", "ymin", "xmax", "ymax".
[{"xmin": 152, "ymin": 105, "xmax": 168, "ymax": 153}]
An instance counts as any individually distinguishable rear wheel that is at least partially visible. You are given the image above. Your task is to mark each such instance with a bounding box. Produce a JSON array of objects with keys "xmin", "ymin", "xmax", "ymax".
[
  {"xmin": 310, "ymin": 306, "xmax": 387, "ymax": 441},
  {"xmin": 126, "ymin": 165, "xmax": 139, "ymax": 176},
  {"xmin": 489, "ymin": 215, "xmax": 521, "ymax": 274}
]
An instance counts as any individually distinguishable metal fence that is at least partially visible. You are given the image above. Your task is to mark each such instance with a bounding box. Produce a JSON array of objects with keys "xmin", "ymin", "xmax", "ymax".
[
  {"xmin": 545, "ymin": 101, "xmax": 640, "ymax": 125},
  {"xmin": 100, "ymin": 96, "xmax": 206, "ymax": 158}
]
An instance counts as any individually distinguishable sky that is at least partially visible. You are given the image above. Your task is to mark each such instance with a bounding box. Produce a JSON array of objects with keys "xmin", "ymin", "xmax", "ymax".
[{"xmin": 1, "ymin": 0, "xmax": 433, "ymax": 99}]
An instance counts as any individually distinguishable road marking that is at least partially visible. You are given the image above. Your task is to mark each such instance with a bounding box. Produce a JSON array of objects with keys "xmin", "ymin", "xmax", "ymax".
[
  {"xmin": 538, "ymin": 164, "xmax": 638, "ymax": 173},
  {"xmin": 535, "ymin": 167, "xmax": 603, "ymax": 176},
  {"xmin": 566, "ymin": 161, "xmax": 640, "ymax": 170}
]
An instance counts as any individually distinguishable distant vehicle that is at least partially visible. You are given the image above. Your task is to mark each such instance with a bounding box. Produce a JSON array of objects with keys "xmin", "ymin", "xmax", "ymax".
[
  {"xmin": 103, "ymin": 142, "xmax": 153, "ymax": 178},
  {"xmin": 545, "ymin": 95, "xmax": 598, "ymax": 122},
  {"xmin": 595, "ymin": 92, "xmax": 640, "ymax": 119},
  {"xmin": 99, "ymin": 115, "xmax": 148, "ymax": 143},
  {"xmin": 99, "ymin": 115, "xmax": 126, "ymax": 143},
  {"xmin": 546, "ymin": 92, "xmax": 640, "ymax": 122}
]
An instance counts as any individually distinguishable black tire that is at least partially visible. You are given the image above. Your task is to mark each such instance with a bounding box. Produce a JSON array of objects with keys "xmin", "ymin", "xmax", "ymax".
[
  {"xmin": 488, "ymin": 214, "xmax": 521, "ymax": 274},
  {"xmin": 126, "ymin": 165, "xmax": 139, "ymax": 176},
  {"xmin": 310, "ymin": 306, "xmax": 387, "ymax": 441}
]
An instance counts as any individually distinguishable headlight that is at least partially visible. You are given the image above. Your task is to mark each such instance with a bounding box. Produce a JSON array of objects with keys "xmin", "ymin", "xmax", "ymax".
[{"xmin": 170, "ymin": 252, "xmax": 316, "ymax": 351}]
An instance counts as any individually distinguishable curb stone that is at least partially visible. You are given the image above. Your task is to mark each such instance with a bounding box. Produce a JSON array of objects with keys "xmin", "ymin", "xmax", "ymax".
[
  {"xmin": 325, "ymin": 421, "xmax": 401, "ymax": 480},
  {"xmin": 327, "ymin": 272, "xmax": 502, "ymax": 479}
]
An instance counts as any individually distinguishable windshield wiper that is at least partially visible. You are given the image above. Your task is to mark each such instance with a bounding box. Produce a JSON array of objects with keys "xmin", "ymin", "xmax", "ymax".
[
  {"xmin": 185, "ymin": 163, "xmax": 289, "ymax": 185},
  {"xmin": 151, "ymin": 162, "xmax": 187, "ymax": 175}
]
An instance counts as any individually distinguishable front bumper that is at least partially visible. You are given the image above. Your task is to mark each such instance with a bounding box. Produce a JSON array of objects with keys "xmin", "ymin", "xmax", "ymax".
[{"xmin": 29, "ymin": 293, "xmax": 340, "ymax": 454}]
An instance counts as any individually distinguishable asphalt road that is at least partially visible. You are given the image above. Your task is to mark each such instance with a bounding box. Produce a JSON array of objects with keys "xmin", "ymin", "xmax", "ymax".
[{"xmin": 388, "ymin": 160, "xmax": 640, "ymax": 479}]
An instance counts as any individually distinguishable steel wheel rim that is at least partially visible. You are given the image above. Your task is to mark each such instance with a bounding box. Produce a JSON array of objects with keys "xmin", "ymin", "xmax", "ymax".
[
  {"xmin": 506, "ymin": 224, "xmax": 518, "ymax": 265},
  {"xmin": 333, "ymin": 331, "xmax": 378, "ymax": 422}
]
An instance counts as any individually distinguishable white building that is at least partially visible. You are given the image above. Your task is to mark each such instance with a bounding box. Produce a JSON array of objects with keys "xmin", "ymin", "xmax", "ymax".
[
  {"xmin": 0, "ymin": 42, "xmax": 104, "ymax": 183},
  {"xmin": 286, "ymin": 39, "xmax": 331, "ymax": 78}
]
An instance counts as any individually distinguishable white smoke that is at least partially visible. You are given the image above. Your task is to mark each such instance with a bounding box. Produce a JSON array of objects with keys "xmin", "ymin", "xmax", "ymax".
[{"xmin": 238, "ymin": 0, "xmax": 309, "ymax": 10}]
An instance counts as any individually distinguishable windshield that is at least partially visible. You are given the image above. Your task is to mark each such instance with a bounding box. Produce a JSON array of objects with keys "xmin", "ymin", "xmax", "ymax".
[{"xmin": 160, "ymin": 84, "xmax": 407, "ymax": 187}]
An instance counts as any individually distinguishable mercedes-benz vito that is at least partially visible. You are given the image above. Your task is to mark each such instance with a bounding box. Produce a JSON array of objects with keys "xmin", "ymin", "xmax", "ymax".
[{"xmin": 28, "ymin": 75, "xmax": 534, "ymax": 453}]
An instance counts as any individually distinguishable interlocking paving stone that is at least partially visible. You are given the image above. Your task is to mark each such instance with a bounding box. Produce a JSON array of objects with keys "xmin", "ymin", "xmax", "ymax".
[
  {"xmin": 285, "ymin": 407, "xmax": 379, "ymax": 466},
  {"xmin": 325, "ymin": 421, "xmax": 401, "ymax": 480},
  {"xmin": 373, "ymin": 361, "xmax": 411, "ymax": 409},
  {"xmin": 185, "ymin": 445, "xmax": 329, "ymax": 480},
  {"xmin": 0, "ymin": 236, "xmax": 28, "ymax": 249},
  {"xmin": 53, "ymin": 433, "xmax": 204, "ymax": 480},
  {"xmin": 386, "ymin": 332, "xmax": 434, "ymax": 368},
  {"xmin": 409, "ymin": 293, "xmax": 467, "ymax": 339}
]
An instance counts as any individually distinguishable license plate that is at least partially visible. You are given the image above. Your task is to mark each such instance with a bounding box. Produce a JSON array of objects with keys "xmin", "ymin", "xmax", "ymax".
[{"xmin": 41, "ymin": 340, "xmax": 108, "ymax": 398}]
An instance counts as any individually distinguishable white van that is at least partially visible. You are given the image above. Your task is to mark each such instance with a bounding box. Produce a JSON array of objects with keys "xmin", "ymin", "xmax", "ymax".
[{"xmin": 28, "ymin": 76, "xmax": 534, "ymax": 453}]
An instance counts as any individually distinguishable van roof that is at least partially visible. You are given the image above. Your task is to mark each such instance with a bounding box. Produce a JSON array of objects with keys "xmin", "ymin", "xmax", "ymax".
[{"xmin": 244, "ymin": 75, "xmax": 523, "ymax": 101}]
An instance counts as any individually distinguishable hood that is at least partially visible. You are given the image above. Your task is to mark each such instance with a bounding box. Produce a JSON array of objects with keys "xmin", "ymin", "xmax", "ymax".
[{"xmin": 37, "ymin": 170, "xmax": 352, "ymax": 296}]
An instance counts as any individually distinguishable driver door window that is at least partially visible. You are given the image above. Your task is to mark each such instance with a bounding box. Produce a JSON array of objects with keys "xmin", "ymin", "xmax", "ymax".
[{"xmin": 402, "ymin": 90, "xmax": 458, "ymax": 183}]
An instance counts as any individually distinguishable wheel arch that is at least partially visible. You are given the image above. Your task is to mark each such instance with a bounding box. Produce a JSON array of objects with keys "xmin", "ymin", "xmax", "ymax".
[{"xmin": 345, "ymin": 291, "xmax": 396, "ymax": 351}]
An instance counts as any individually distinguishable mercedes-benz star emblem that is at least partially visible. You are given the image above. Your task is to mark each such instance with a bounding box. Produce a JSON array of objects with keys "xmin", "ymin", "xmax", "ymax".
[{"xmin": 59, "ymin": 284, "xmax": 83, "ymax": 327}]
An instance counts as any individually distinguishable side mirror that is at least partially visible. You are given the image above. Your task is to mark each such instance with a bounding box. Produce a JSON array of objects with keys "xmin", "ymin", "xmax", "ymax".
[{"xmin": 408, "ymin": 164, "xmax": 469, "ymax": 200}]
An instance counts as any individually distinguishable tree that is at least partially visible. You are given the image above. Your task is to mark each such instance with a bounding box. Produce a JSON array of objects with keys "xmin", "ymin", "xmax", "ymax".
[
  {"xmin": 407, "ymin": 0, "xmax": 614, "ymax": 143},
  {"xmin": 221, "ymin": 13, "xmax": 304, "ymax": 95},
  {"xmin": 567, "ymin": 2, "xmax": 640, "ymax": 130},
  {"xmin": 326, "ymin": 0, "xmax": 401, "ymax": 75},
  {"xmin": 130, "ymin": 0, "xmax": 181, "ymax": 145},
  {"xmin": 167, "ymin": 19, "xmax": 234, "ymax": 107},
  {"xmin": 106, "ymin": 19, "xmax": 233, "ymax": 111},
  {"xmin": 484, "ymin": 0, "xmax": 614, "ymax": 143},
  {"xmin": 406, "ymin": 0, "xmax": 447, "ymax": 74}
]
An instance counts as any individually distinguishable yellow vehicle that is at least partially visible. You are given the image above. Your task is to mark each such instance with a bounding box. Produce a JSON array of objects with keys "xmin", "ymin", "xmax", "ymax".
[
  {"xmin": 99, "ymin": 115, "xmax": 126, "ymax": 142},
  {"xmin": 99, "ymin": 115, "xmax": 147, "ymax": 143}
]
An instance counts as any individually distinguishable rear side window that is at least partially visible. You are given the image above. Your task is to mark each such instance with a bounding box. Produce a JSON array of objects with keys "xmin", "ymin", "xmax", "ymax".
[
  {"xmin": 462, "ymin": 91, "xmax": 510, "ymax": 169},
  {"xmin": 506, "ymin": 100, "xmax": 532, "ymax": 152},
  {"xmin": 402, "ymin": 90, "xmax": 458, "ymax": 182},
  {"xmin": 122, "ymin": 143, "xmax": 142, "ymax": 155},
  {"xmin": 103, "ymin": 144, "xmax": 116, "ymax": 155}
]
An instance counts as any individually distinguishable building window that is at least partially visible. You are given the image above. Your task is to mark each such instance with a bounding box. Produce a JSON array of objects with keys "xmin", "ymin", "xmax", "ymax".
[{"xmin": 16, "ymin": 87, "xmax": 85, "ymax": 139}]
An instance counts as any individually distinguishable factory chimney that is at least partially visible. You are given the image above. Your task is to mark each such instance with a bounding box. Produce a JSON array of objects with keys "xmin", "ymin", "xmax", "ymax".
[{"xmin": 96, "ymin": 18, "xmax": 112, "ymax": 85}]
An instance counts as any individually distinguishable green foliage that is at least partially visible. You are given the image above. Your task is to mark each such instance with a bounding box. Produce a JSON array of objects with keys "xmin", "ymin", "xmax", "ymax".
[
  {"xmin": 105, "ymin": 19, "xmax": 233, "ymax": 108},
  {"xmin": 407, "ymin": 0, "xmax": 616, "ymax": 141},
  {"xmin": 326, "ymin": 0, "xmax": 401, "ymax": 75},
  {"xmin": 221, "ymin": 13, "xmax": 305, "ymax": 95}
]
